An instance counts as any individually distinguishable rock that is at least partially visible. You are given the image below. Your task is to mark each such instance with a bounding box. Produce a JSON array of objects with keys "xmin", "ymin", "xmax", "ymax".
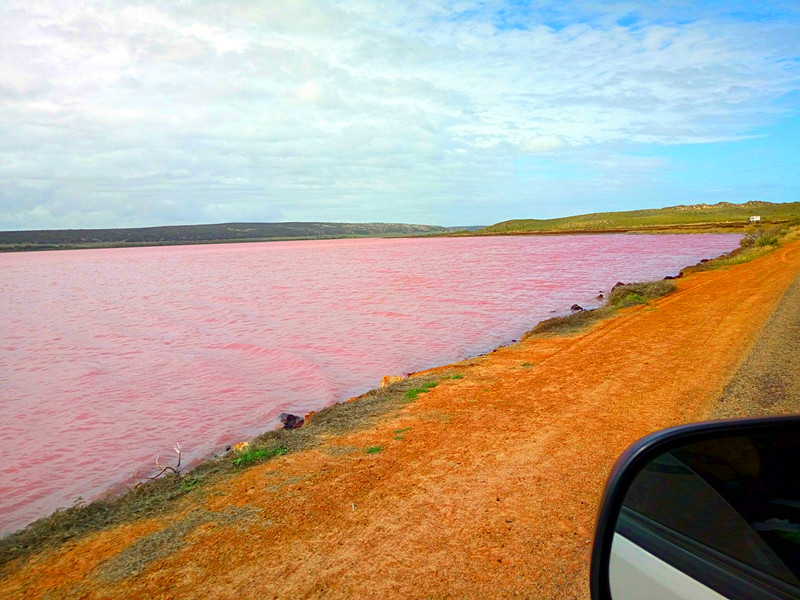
[
  {"xmin": 596, "ymin": 294, "xmax": 604, "ymax": 300},
  {"xmin": 380, "ymin": 375, "xmax": 404, "ymax": 388},
  {"xmin": 612, "ymin": 281, "xmax": 627, "ymax": 290},
  {"xmin": 571, "ymin": 304, "xmax": 585, "ymax": 312},
  {"xmin": 279, "ymin": 413, "xmax": 305, "ymax": 429},
  {"xmin": 663, "ymin": 275, "xmax": 677, "ymax": 280},
  {"xmin": 700, "ymin": 258, "xmax": 709, "ymax": 263}
]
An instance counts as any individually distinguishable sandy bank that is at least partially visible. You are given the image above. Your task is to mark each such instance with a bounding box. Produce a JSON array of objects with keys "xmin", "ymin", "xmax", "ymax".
[{"xmin": 3, "ymin": 239, "xmax": 800, "ymax": 600}]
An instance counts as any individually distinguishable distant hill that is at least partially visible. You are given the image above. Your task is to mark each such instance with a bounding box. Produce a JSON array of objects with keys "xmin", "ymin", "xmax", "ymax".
[
  {"xmin": 0, "ymin": 222, "xmax": 450, "ymax": 252},
  {"xmin": 481, "ymin": 201, "xmax": 800, "ymax": 234}
]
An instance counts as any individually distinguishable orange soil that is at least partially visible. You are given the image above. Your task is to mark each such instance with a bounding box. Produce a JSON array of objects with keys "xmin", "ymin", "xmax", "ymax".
[{"xmin": 4, "ymin": 240, "xmax": 800, "ymax": 600}]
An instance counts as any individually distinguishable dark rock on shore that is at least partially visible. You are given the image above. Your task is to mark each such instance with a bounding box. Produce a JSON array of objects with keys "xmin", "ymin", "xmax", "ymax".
[
  {"xmin": 279, "ymin": 413, "xmax": 305, "ymax": 429},
  {"xmin": 612, "ymin": 281, "xmax": 627, "ymax": 290},
  {"xmin": 571, "ymin": 304, "xmax": 585, "ymax": 312}
]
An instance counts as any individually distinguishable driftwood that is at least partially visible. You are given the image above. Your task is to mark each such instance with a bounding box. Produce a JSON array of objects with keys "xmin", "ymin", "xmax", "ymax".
[{"xmin": 148, "ymin": 442, "xmax": 182, "ymax": 480}]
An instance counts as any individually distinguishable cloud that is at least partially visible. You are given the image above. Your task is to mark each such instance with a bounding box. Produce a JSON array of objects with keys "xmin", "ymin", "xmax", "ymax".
[{"xmin": 0, "ymin": 0, "xmax": 799, "ymax": 228}]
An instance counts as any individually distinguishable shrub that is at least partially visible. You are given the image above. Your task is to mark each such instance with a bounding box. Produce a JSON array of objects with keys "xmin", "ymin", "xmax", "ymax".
[{"xmin": 607, "ymin": 281, "xmax": 676, "ymax": 308}]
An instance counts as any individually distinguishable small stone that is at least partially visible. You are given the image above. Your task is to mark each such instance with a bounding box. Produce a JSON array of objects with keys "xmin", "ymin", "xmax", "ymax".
[{"xmin": 571, "ymin": 304, "xmax": 585, "ymax": 312}]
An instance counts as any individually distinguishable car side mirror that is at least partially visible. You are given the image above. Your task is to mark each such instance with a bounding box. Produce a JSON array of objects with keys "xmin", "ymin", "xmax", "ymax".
[{"xmin": 590, "ymin": 416, "xmax": 800, "ymax": 600}]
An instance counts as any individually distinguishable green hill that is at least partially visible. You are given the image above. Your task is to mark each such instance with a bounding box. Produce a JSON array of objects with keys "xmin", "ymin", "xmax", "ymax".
[
  {"xmin": 0, "ymin": 222, "xmax": 450, "ymax": 252},
  {"xmin": 481, "ymin": 201, "xmax": 800, "ymax": 234}
]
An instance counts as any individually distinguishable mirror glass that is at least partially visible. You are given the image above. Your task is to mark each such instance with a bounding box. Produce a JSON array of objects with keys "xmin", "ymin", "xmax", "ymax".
[{"xmin": 610, "ymin": 432, "xmax": 800, "ymax": 600}]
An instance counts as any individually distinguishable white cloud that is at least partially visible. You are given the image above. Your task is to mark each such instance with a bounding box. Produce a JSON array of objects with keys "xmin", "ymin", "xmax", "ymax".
[{"xmin": 0, "ymin": 0, "xmax": 799, "ymax": 228}]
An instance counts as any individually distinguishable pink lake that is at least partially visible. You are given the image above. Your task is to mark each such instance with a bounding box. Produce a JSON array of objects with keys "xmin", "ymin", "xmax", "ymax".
[{"xmin": 0, "ymin": 234, "xmax": 740, "ymax": 534}]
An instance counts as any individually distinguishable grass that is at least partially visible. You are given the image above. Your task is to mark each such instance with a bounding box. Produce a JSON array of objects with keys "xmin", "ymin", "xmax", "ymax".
[
  {"xmin": 404, "ymin": 381, "xmax": 438, "ymax": 401},
  {"xmin": 450, "ymin": 373, "xmax": 464, "ymax": 379},
  {"xmin": 0, "ymin": 372, "xmax": 440, "ymax": 570},
  {"xmin": 607, "ymin": 281, "xmax": 677, "ymax": 308},
  {"xmin": 524, "ymin": 306, "xmax": 616, "ymax": 338},
  {"xmin": 480, "ymin": 201, "xmax": 800, "ymax": 234},
  {"xmin": 525, "ymin": 224, "xmax": 800, "ymax": 341},
  {"xmin": 232, "ymin": 446, "xmax": 287, "ymax": 467},
  {"xmin": 365, "ymin": 446, "xmax": 382, "ymax": 454},
  {"xmin": 524, "ymin": 281, "xmax": 677, "ymax": 338},
  {"xmin": 688, "ymin": 225, "xmax": 799, "ymax": 273},
  {"xmin": 179, "ymin": 478, "xmax": 201, "ymax": 492}
]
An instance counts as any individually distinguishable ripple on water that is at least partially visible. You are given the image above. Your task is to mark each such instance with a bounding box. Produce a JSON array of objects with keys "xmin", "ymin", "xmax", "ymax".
[{"xmin": 0, "ymin": 234, "xmax": 741, "ymax": 534}]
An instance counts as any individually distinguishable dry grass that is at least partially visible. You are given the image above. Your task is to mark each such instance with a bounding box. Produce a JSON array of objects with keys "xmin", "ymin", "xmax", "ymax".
[
  {"xmin": 0, "ymin": 373, "xmax": 440, "ymax": 570},
  {"xmin": 525, "ymin": 280, "xmax": 678, "ymax": 339},
  {"xmin": 524, "ymin": 306, "xmax": 615, "ymax": 338},
  {"xmin": 686, "ymin": 225, "xmax": 799, "ymax": 274}
]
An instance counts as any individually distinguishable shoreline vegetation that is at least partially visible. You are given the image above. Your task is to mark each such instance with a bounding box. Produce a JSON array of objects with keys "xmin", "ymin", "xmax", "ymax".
[
  {"xmin": 2, "ymin": 201, "xmax": 798, "ymax": 253},
  {"xmin": 1, "ymin": 223, "xmax": 797, "ymax": 570}
]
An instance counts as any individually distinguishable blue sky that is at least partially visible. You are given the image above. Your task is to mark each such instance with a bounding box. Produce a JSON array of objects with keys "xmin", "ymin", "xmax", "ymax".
[{"xmin": 0, "ymin": 0, "xmax": 799, "ymax": 229}]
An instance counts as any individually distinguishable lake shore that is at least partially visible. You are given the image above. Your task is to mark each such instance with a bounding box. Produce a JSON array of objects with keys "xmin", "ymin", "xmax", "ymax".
[{"xmin": 3, "ymin": 236, "xmax": 800, "ymax": 599}]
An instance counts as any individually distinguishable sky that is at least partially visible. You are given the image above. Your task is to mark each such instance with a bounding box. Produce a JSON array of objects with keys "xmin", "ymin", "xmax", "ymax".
[{"xmin": 1, "ymin": 0, "xmax": 799, "ymax": 230}]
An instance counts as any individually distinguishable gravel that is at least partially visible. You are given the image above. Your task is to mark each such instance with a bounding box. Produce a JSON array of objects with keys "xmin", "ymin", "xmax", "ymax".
[{"xmin": 709, "ymin": 272, "xmax": 800, "ymax": 418}]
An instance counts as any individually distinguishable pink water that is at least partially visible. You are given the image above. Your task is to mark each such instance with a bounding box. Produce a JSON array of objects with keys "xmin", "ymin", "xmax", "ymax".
[{"xmin": 0, "ymin": 234, "xmax": 740, "ymax": 534}]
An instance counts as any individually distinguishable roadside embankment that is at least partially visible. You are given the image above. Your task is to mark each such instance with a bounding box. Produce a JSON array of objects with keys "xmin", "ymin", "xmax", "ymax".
[{"xmin": 3, "ymin": 238, "xmax": 800, "ymax": 600}]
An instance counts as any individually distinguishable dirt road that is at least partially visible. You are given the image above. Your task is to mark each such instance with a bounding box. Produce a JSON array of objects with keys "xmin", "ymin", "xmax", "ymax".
[
  {"xmin": 4, "ymin": 240, "xmax": 800, "ymax": 600},
  {"xmin": 709, "ymin": 254, "xmax": 800, "ymax": 419}
]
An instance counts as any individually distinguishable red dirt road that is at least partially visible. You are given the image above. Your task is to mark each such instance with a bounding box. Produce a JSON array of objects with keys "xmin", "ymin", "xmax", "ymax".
[{"xmin": 4, "ymin": 240, "xmax": 800, "ymax": 600}]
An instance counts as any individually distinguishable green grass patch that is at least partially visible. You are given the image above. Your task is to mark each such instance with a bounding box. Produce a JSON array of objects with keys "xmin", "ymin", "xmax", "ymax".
[
  {"xmin": 450, "ymin": 373, "xmax": 464, "ymax": 379},
  {"xmin": 404, "ymin": 381, "xmax": 438, "ymax": 401},
  {"xmin": 607, "ymin": 281, "xmax": 676, "ymax": 308},
  {"xmin": 393, "ymin": 435, "xmax": 404, "ymax": 441},
  {"xmin": 365, "ymin": 446, "xmax": 382, "ymax": 454},
  {"xmin": 232, "ymin": 446, "xmax": 287, "ymax": 468},
  {"xmin": 179, "ymin": 478, "xmax": 201, "ymax": 492},
  {"xmin": 393, "ymin": 427, "xmax": 412, "ymax": 434},
  {"xmin": 521, "ymin": 362, "xmax": 533, "ymax": 367}
]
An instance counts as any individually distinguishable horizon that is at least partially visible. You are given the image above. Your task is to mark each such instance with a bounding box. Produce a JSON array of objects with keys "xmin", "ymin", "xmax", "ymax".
[
  {"xmin": 2, "ymin": 1, "xmax": 799, "ymax": 230},
  {"xmin": 2, "ymin": 198, "xmax": 792, "ymax": 234}
]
